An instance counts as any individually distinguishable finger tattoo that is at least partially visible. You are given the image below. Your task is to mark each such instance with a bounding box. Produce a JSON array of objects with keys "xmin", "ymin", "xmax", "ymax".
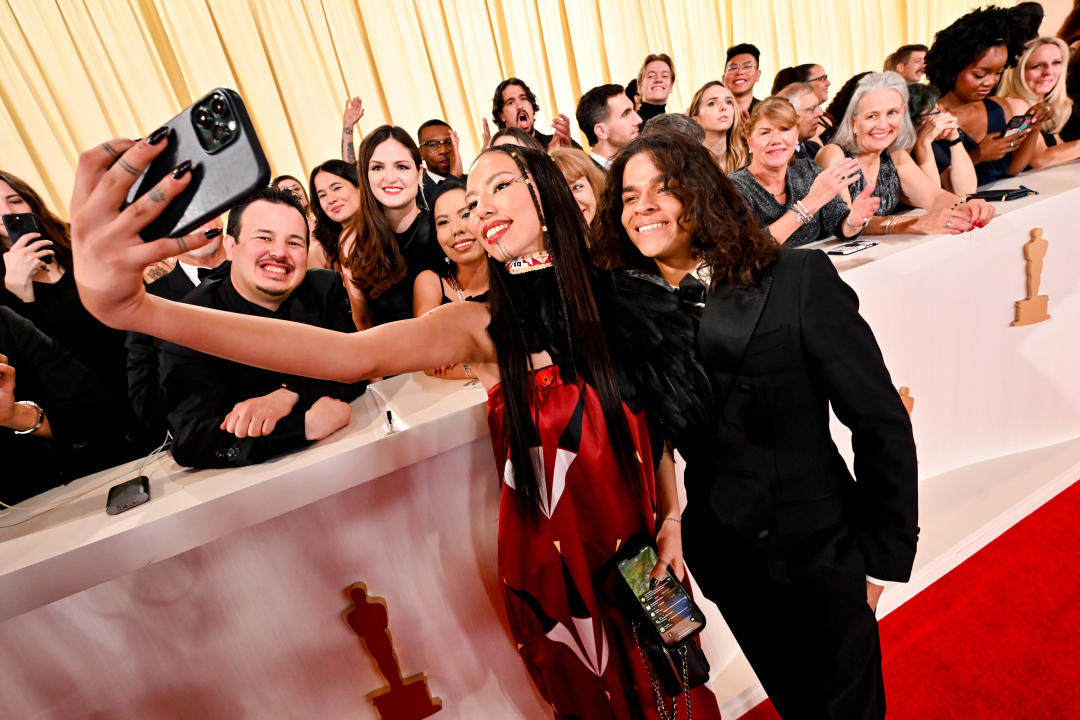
[
  {"xmin": 175, "ymin": 235, "xmax": 189, "ymax": 253},
  {"xmin": 148, "ymin": 188, "xmax": 166, "ymax": 202},
  {"xmin": 102, "ymin": 142, "xmax": 121, "ymax": 159},
  {"xmin": 117, "ymin": 158, "xmax": 140, "ymax": 176}
]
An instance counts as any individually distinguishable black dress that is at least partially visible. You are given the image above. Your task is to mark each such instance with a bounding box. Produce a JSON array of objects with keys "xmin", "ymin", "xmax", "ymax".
[{"xmin": 365, "ymin": 212, "xmax": 444, "ymax": 326}]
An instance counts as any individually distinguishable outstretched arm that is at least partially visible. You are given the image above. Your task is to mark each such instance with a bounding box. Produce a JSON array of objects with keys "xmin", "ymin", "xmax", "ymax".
[{"xmin": 71, "ymin": 138, "xmax": 495, "ymax": 383}]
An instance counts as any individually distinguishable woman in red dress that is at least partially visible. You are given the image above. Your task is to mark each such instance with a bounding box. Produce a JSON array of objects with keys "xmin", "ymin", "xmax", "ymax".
[{"xmin": 69, "ymin": 136, "xmax": 721, "ymax": 719}]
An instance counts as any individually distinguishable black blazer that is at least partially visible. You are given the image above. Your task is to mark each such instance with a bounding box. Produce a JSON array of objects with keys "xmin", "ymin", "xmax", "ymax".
[
  {"xmin": 159, "ymin": 269, "xmax": 366, "ymax": 468},
  {"xmin": 685, "ymin": 249, "xmax": 918, "ymax": 582}
]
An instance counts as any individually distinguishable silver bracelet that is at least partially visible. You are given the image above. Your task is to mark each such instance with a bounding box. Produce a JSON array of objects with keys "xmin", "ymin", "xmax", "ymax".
[
  {"xmin": 661, "ymin": 516, "xmax": 682, "ymax": 525},
  {"xmin": 883, "ymin": 216, "xmax": 896, "ymax": 234},
  {"xmin": 462, "ymin": 363, "xmax": 473, "ymax": 378}
]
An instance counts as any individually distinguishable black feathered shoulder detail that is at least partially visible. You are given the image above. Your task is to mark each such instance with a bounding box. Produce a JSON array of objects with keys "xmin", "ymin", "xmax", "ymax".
[{"xmin": 595, "ymin": 268, "xmax": 713, "ymax": 447}]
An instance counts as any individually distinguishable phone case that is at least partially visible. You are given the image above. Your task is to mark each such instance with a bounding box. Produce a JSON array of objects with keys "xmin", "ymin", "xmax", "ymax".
[
  {"xmin": 2, "ymin": 213, "xmax": 45, "ymax": 245},
  {"xmin": 125, "ymin": 88, "xmax": 270, "ymax": 240}
]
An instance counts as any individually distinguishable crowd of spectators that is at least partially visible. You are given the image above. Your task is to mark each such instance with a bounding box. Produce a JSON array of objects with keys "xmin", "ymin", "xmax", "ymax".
[{"xmin": 2, "ymin": 1, "xmax": 1078, "ymax": 504}]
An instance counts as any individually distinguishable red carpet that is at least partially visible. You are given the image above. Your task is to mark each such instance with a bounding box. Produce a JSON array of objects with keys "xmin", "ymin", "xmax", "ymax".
[{"xmin": 741, "ymin": 479, "xmax": 1080, "ymax": 719}]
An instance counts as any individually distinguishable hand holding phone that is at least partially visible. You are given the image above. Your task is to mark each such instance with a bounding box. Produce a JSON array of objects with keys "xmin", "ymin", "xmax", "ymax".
[
  {"xmin": 1000, "ymin": 113, "xmax": 1034, "ymax": 138},
  {"xmin": 125, "ymin": 88, "xmax": 269, "ymax": 241},
  {"xmin": 69, "ymin": 89, "xmax": 266, "ymax": 329},
  {"xmin": 617, "ymin": 544, "xmax": 705, "ymax": 646}
]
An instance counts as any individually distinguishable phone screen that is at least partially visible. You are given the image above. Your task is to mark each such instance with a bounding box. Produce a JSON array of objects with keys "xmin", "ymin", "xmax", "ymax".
[{"xmin": 617, "ymin": 545, "xmax": 705, "ymax": 645}]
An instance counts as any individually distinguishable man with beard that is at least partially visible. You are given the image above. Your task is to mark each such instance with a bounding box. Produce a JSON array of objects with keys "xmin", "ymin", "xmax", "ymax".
[
  {"xmin": 416, "ymin": 119, "xmax": 464, "ymax": 211},
  {"xmin": 125, "ymin": 216, "xmax": 229, "ymax": 447},
  {"xmin": 575, "ymin": 84, "xmax": 642, "ymax": 170},
  {"xmin": 488, "ymin": 77, "xmax": 582, "ymax": 151},
  {"xmin": 159, "ymin": 187, "xmax": 366, "ymax": 468}
]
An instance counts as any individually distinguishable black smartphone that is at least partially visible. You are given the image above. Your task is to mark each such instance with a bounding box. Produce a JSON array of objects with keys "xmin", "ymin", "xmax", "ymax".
[
  {"xmin": 1001, "ymin": 113, "xmax": 1034, "ymax": 138},
  {"xmin": 1, "ymin": 213, "xmax": 52, "ymax": 264},
  {"xmin": 106, "ymin": 475, "xmax": 151, "ymax": 515},
  {"xmin": 616, "ymin": 544, "xmax": 705, "ymax": 646},
  {"xmin": 827, "ymin": 239, "xmax": 878, "ymax": 255},
  {"xmin": 125, "ymin": 88, "xmax": 270, "ymax": 241}
]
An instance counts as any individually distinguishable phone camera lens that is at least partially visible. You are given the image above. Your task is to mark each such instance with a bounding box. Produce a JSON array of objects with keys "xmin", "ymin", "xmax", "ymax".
[
  {"xmin": 212, "ymin": 124, "xmax": 228, "ymax": 142},
  {"xmin": 194, "ymin": 108, "xmax": 211, "ymax": 128},
  {"xmin": 210, "ymin": 96, "xmax": 227, "ymax": 117}
]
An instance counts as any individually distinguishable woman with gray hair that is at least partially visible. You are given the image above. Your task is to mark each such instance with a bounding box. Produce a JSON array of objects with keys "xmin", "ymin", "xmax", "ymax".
[{"xmin": 817, "ymin": 72, "xmax": 995, "ymax": 235}]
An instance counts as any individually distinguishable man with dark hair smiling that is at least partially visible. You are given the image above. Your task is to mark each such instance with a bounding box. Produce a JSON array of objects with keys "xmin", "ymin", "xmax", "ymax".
[
  {"xmin": 724, "ymin": 43, "xmax": 764, "ymax": 120},
  {"xmin": 159, "ymin": 187, "xmax": 365, "ymax": 468},
  {"xmin": 575, "ymin": 84, "xmax": 642, "ymax": 170},
  {"xmin": 884, "ymin": 44, "xmax": 928, "ymax": 82},
  {"xmin": 416, "ymin": 119, "xmax": 464, "ymax": 211},
  {"xmin": 489, "ymin": 77, "xmax": 581, "ymax": 150}
]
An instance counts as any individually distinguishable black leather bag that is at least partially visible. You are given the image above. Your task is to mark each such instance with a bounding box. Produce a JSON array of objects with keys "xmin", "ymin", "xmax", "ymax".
[{"xmin": 631, "ymin": 617, "xmax": 711, "ymax": 697}]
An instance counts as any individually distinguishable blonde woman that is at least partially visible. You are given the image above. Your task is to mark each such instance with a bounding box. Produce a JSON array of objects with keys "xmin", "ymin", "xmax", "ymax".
[
  {"xmin": 997, "ymin": 37, "xmax": 1080, "ymax": 168},
  {"xmin": 689, "ymin": 81, "xmax": 749, "ymax": 173}
]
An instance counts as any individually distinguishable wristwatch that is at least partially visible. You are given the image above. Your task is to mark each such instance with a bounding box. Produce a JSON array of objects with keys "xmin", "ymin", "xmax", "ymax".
[{"xmin": 13, "ymin": 400, "xmax": 45, "ymax": 435}]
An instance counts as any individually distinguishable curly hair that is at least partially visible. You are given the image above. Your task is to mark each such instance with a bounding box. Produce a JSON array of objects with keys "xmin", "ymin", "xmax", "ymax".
[
  {"xmin": 592, "ymin": 133, "xmax": 777, "ymax": 289},
  {"xmin": 924, "ymin": 6, "xmax": 1033, "ymax": 94},
  {"xmin": 342, "ymin": 125, "xmax": 420, "ymax": 298},
  {"xmin": 491, "ymin": 78, "xmax": 540, "ymax": 129},
  {"xmin": 0, "ymin": 170, "xmax": 72, "ymax": 271}
]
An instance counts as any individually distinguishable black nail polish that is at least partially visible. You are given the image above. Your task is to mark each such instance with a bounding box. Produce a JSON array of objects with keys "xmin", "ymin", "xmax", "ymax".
[
  {"xmin": 147, "ymin": 126, "xmax": 169, "ymax": 145},
  {"xmin": 203, "ymin": 228, "xmax": 222, "ymax": 239},
  {"xmin": 649, "ymin": 578, "xmax": 657, "ymax": 590},
  {"xmin": 171, "ymin": 160, "xmax": 192, "ymax": 179}
]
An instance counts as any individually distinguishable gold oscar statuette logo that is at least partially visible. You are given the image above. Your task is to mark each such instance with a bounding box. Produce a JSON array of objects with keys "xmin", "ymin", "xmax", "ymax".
[{"xmin": 1011, "ymin": 228, "xmax": 1050, "ymax": 326}]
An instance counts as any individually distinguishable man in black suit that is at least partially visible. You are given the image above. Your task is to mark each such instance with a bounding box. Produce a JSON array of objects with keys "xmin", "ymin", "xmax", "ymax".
[
  {"xmin": 416, "ymin": 119, "xmax": 464, "ymax": 212},
  {"xmin": 125, "ymin": 217, "xmax": 228, "ymax": 446},
  {"xmin": 682, "ymin": 247, "xmax": 917, "ymax": 720},
  {"xmin": 159, "ymin": 188, "xmax": 366, "ymax": 468},
  {"xmin": 607, "ymin": 134, "xmax": 917, "ymax": 720}
]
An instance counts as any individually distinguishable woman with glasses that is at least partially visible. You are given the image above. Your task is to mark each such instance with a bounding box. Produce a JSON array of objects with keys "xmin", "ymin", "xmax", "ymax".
[
  {"xmin": 907, "ymin": 84, "xmax": 978, "ymax": 196},
  {"xmin": 817, "ymin": 72, "xmax": 995, "ymax": 235},
  {"xmin": 71, "ymin": 135, "xmax": 723, "ymax": 720}
]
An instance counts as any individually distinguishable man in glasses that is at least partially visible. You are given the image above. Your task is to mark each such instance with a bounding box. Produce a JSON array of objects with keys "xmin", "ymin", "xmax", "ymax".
[
  {"xmin": 724, "ymin": 43, "xmax": 763, "ymax": 121},
  {"xmin": 416, "ymin": 119, "xmax": 464, "ymax": 212}
]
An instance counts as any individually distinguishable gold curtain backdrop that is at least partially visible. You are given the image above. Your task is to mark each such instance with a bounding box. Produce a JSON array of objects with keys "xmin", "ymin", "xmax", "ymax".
[{"xmin": 2, "ymin": 0, "xmax": 987, "ymax": 216}]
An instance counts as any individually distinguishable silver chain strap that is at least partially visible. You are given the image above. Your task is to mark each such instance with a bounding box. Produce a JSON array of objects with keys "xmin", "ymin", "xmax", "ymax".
[{"xmin": 631, "ymin": 620, "xmax": 693, "ymax": 720}]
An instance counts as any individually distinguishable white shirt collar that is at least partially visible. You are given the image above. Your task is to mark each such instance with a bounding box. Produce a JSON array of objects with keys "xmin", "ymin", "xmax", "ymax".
[{"xmin": 589, "ymin": 152, "xmax": 611, "ymax": 170}]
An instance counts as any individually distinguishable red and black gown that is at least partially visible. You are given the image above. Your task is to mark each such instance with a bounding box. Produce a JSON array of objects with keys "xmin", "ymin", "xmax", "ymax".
[{"xmin": 488, "ymin": 361, "xmax": 722, "ymax": 719}]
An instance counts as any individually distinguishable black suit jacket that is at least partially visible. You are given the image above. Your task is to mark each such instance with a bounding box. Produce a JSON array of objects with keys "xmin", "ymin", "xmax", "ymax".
[
  {"xmin": 159, "ymin": 269, "xmax": 366, "ymax": 468},
  {"xmin": 125, "ymin": 263, "xmax": 228, "ymax": 444},
  {"xmin": 685, "ymin": 249, "xmax": 918, "ymax": 582}
]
